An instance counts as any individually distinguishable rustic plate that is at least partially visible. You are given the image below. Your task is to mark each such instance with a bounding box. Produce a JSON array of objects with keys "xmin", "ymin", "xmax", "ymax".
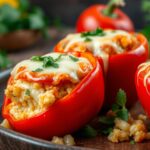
[{"xmin": 0, "ymin": 69, "xmax": 150, "ymax": 150}]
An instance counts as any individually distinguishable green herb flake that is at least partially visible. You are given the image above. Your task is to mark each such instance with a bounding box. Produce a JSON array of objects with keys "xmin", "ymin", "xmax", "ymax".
[
  {"xmin": 98, "ymin": 89, "xmax": 129, "ymax": 136},
  {"xmin": 69, "ymin": 55, "xmax": 79, "ymax": 62},
  {"xmin": 31, "ymin": 56, "xmax": 43, "ymax": 61},
  {"xmin": 116, "ymin": 89, "xmax": 127, "ymax": 107},
  {"xmin": 116, "ymin": 108, "xmax": 128, "ymax": 121},
  {"xmin": 130, "ymin": 140, "xmax": 135, "ymax": 145},
  {"xmin": 31, "ymin": 55, "xmax": 59, "ymax": 68},
  {"xmin": 43, "ymin": 56, "xmax": 59, "ymax": 68},
  {"xmin": 25, "ymin": 89, "xmax": 31, "ymax": 96},
  {"xmin": 84, "ymin": 37, "xmax": 92, "ymax": 42},
  {"xmin": 81, "ymin": 28, "xmax": 105, "ymax": 38},
  {"xmin": 33, "ymin": 68, "xmax": 43, "ymax": 72}
]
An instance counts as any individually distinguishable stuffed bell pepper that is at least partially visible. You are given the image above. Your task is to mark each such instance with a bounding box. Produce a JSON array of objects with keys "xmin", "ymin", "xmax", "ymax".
[
  {"xmin": 2, "ymin": 52, "xmax": 104, "ymax": 139},
  {"xmin": 135, "ymin": 62, "xmax": 150, "ymax": 117},
  {"xmin": 55, "ymin": 29, "xmax": 149, "ymax": 108}
]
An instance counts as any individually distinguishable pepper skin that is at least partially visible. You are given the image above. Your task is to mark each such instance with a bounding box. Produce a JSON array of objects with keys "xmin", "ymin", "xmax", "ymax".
[
  {"xmin": 76, "ymin": 5, "xmax": 134, "ymax": 33},
  {"xmin": 104, "ymin": 33, "xmax": 148, "ymax": 108},
  {"xmin": 54, "ymin": 33, "xmax": 149, "ymax": 109},
  {"xmin": 135, "ymin": 62, "xmax": 150, "ymax": 117},
  {"xmin": 2, "ymin": 52, "xmax": 104, "ymax": 139}
]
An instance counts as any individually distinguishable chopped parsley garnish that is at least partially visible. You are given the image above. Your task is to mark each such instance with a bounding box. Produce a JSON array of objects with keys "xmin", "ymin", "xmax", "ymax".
[
  {"xmin": 84, "ymin": 37, "xmax": 92, "ymax": 42},
  {"xmin": 130, "ymin": 140, "xmax": 135, "ymax": 145},
  {"xmin": 31, "ymin": 56, "xmax": 44, "ymax": 61},
  {"xmin": 25, "ymin": 89, "xmax": 31, "ymax": 96},
  {"xmin": 33, "ymin": 68, "xmax": 43, "ymax": 72},
  {"xmin": 31, "ymin": 55, "xmax": 62, "ymax": 68},
  {"xmin": 69, "ymin": 55, "xmax": 79, "ymax": 62},
  {"xmin": 99, "ymin": 89, "xmax": 129, "ymax": 135},
  {"xmin": 43, "ymin": 56, "xmax": 59, "ymax": 68},
  {"xmin": 31, "ymin": 54, "xmax": 79, "ymax": 69},
  {"xmin": 81, "ymin": 28, "xmax": 105, "ymax": 38}
]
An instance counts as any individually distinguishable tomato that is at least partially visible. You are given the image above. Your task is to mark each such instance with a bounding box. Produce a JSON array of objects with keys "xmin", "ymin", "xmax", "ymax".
[
  {"xmin": 2, "ymin": 52, "xmax": 104, "ymax": 139},
  {"xmin": 135, "ymin": 62, "xmax": 150, "ymax": 117},
  {"xmin": 76, "ymin": 4, "xmax": 134, "ymax": 32}
]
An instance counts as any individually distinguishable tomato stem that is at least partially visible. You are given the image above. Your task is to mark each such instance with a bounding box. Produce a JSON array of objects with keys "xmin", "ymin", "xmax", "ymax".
[{"xmin": 103, "ymin": 0, "xmax": 125, "ymax": 17}]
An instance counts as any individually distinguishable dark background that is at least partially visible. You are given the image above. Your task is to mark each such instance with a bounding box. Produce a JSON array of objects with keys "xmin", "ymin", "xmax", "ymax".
[{"xmin": 31, "ymin": 0, "xmax": 146, "ymax": 29}]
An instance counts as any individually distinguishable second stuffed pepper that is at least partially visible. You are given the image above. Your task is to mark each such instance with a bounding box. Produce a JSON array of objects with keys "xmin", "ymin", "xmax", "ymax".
[{"xmin": 55, "ymin": 29, "xmax": 149, "ymax": 108}]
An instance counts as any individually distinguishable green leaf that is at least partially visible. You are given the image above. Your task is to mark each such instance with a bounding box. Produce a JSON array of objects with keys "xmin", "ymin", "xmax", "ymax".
[
  {"xmin": 116, "ymin": 89, "xmax": 127, "ymax": 107},
  {"xmin": 0, "ymin": 50, "xmax": 12, "ymax": 70},
  {"xmin": 116, "ymin": 108, "xmax": 128, "ymax": 121},
  {"xmin": 99, "ymin": 116, "xmax": 115, "ymax": 125},
  {"xmin": 43, "ymin": 57, "xmax": 59, "ymax": 68},
  {"xmin": 79, "ymin": 125, "xmax": 97, "ymax": 138},
  {"xmin": 112, "ymin": 104, "xmax": 120, "ymax": 112},
  {"xmin": 81, "ymin": 28, "xmax": 105, "ymax": 38},
  {"xmin": 31, "ymin": 56, "xmax": 44, "ymax": 61},
  {"xmin": 0, "ymin": 5, "xmax": 20, "ymax": 25},
  {"xmin": 69, "ymin": 55, "xmax": 79, "ymax": 62},
  {"xmin": 31, "ymin": 55, "xmax": 59, "ymax": 68},
  {"xmin": 31, "ymin": 7, "xmax": 45, "ymax": 17},
  {"xmin": 141, "ymin": 26, "xmax": 150, "ymax": 46},
  {"xmin": 0, "ymin": 23, "xmax": 9, "ymax": 34},
  {"xmin": 19, "ymin": 0, "xmax": 30, "ymax": 12}
]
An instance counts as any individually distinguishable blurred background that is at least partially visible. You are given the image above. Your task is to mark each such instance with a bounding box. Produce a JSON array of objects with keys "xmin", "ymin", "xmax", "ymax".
[{"xmin": 30, "ymin": 0, "xmax": 146, "ymax": 29}]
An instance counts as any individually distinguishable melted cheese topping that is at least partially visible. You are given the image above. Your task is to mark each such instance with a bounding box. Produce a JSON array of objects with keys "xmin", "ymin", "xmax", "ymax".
[
  {"xmin": 6, "ymin": 53, "xmax": 93, "ymax": 120},
  {"xmin": 61, "ymin": 30, "xmax": 137, "ymax": 72},
  {"xmin": 137, "ymin": 62, "xmax": 150, "ymax": 95},
  {"xmin": 11, "ymin": 53, "xmax": 93, "ymax": 83}
]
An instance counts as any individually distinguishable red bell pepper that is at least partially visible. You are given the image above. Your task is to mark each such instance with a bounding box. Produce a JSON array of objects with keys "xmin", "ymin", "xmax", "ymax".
[
  {"xmin": 135, "ymin": 62, "xmax": 150, "ymax": 117},
  {"xmin": 105, "ymin": 33, "xmax": 149, "ymax": 108},
  {"xmin": 54, "ymin": 33, "xmax": 149, "ymax": 109},
  {"xmin": 76, "ymin": 0, "xmax": 134, "ymax": 32},
  {"xmin": 2, "ymin": 52, "xmax": 104, "ymax": 139}
]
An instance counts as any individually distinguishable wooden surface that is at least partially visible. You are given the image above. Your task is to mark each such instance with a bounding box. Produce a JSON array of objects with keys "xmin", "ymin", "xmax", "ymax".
[{"xmin": 2, "ymin": 28, "xmax": 150, "ymax": 150}]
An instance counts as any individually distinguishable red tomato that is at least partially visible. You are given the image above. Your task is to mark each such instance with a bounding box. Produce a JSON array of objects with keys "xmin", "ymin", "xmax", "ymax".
[
  {"xmin": 135, "ymin": 62, "xmax": 150, "ymax": 117},
  {"xmin": 2, "ymin": 52, "xmax": 104, "ymax": 139},
  {"xmin": 76, "ymin": 5, "xmax": 134, "ymax": 32}
]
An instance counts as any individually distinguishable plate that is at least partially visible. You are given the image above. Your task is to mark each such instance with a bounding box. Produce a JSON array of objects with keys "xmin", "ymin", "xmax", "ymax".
[
  {"xmin": 0, "ymin": 69, "xmax": 92, "ymax": 150},
  {"xmin": 0, "ymin": 70, "xmax": 150, "ymax": 150}
]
